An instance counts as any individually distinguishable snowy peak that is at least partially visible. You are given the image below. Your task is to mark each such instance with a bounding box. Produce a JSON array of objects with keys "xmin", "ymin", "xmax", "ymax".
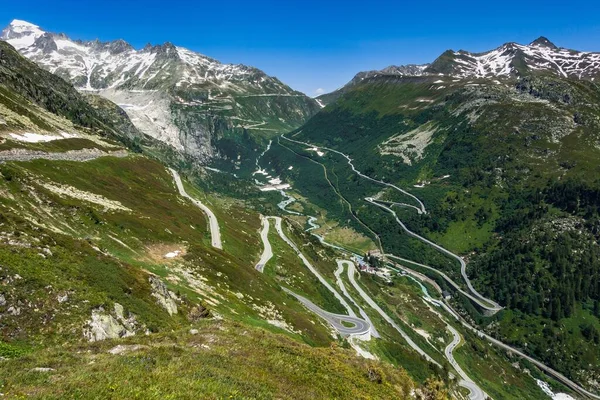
[
  {"xmin": 347, "ymin": 38, "xmax": 600, "ymax": 85},
  {"xmin": 0, "ymin": 19, "xmax": 319, "ymax": 161},
  {"xmin": 0, "ymin": 19, "xmax": 300, "ymax": 95},
  {"xmin": 426, "ymin": 38, "xmax": 600, "ymax": 80},
  {"xmin": 349, "ymin": 64, "xmax": 429, "ymax": 85},
  {"xmin": 1, "ymin": 19, "xmax": 44, "ymax": 49}
]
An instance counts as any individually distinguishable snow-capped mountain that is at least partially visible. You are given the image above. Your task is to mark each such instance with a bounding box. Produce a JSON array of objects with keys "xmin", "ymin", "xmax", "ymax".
[
  {"xmin": 351, "ymin": 37, "xmax": 600, "ymax": 82},
  {"xmin": 348, "ymin": 64, "xmax": 429, "ymax": 86},
  {"xmin": 317, "ymin": 37, "xmax": 600, "ymax": 106},
  {"xmin": 1, "ymin": 19, "xmax": 319, "ymax": 160},
  {"xmin": 427, "ymin": 37, "xmax": 600, "ymax": 79}
]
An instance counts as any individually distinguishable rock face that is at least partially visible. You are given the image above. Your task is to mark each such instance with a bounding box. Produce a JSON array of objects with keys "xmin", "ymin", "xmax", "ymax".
[
  {"xmin": 83, "ymin": 303, "xmax": 138, "ymax": 342},
  {"xmin": 149, "ymin": 276, "xmax": 178, "ymax": 316},
  {"xmin": 1, "ymin": 19, "xmax": 320, "ymax": 162}
]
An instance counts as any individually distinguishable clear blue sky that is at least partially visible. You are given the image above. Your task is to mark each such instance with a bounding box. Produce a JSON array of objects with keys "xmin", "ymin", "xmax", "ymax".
[{"xmin": 2, "ymin": 0, "xmax": 600, "ymax": 96}]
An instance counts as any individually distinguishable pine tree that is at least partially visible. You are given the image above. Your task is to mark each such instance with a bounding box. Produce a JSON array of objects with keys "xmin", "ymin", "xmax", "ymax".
[{"xmin": 552, "ymin": 297, "xmax": 562, "ymax": 321}]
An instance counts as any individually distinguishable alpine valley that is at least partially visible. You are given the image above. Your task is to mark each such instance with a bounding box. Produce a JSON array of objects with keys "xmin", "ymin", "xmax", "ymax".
[{"xmin": 0, "ymin": 17, "xmax": 599, "ymax": 400}]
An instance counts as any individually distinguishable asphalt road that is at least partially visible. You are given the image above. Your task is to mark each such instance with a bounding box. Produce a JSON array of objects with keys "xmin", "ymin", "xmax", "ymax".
[
  {"xmin": 255, "ymin": 215, "xmax": 273, "ymax": 272},
  {"xmin": 271, "ymin": 216, "xmax": 358, "ymax": 318},
  {"xmin": 366, "ymin": 198, "xmax": 502, "ymax": 314},
  {"xmin": 281, "ymin": 287, "xmax": 370, "ymax": 336},
  {"xmin": 334, "ymin": 261, "xmax": 380, "ymax": 338},
  {"xmin": 396, "ymin": 258, "xmax": 600, "ymax": 400},
  {"xmin": 281, "ymin": 134, "xmax": 502, "ymax": 313},
  {"xmin": 258, "ymin": 216, "xmax": 372, "ymax": 338},
  {"xmin": 344, "ymin": 261, "xmax": 441, "ymax": 367},
  {"xmin": 445, "ymin": 326, "xmax": 488, "ymax": 400},
  {"xmin": 281, "ymin": 134, "xmax": 426, "ymax": 214},
  {"xmin": 276, "ymin": 137, "xmax": 600, "ymax": 399},
  {"xmin": 169, "ymin": 168, "xmax": 222, "ymax": 249}
]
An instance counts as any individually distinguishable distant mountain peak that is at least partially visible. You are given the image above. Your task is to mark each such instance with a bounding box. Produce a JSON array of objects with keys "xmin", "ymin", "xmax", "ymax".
[
  {"xmin": 8, "ymin": 19, "xmax": 39, "ymax": 29},
  {"xmin": 425, "ymin": 37, "xmax": 600, "ymax": 80},
  {"xmin": 1, "ymin": 19, "xmax": 44, "ymax": 49},
  {"xmin": 326, "ymin": 37, "xmax": 600, "ymax": 101},
  {"xmin": 530, "ymin": 36, "xmax": 558, "ymax": 49}
]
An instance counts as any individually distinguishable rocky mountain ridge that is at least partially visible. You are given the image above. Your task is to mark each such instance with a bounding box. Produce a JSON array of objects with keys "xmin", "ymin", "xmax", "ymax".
[
  {"xmin": 319, "ymin": 37, "xmax": 600, "ymax": 105},
  {"xmin": 2, "ymin": 19, "xmax": 319, "ymax": 161}
]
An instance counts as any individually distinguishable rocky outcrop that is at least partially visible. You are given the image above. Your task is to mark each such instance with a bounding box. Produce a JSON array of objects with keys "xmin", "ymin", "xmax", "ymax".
[
  {"xmin": 149, "ymin": 276, "xmax": 179, "ymax": 316},
  {"xmin": 83, "ymin": 303, "xmax": 138, "ymax": 342}
]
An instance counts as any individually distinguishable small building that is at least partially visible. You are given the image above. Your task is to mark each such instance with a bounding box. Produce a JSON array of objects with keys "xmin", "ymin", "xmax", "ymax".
[{"xmin": 442, "ymin": 290, "xmax": 452, "ymax": 300}]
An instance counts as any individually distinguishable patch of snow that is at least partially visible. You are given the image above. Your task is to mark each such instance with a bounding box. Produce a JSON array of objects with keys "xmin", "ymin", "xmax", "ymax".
[
  {"xmin": 8, "ymin": 132, "xmax": 78, "ymax": 143},
  {"xmin": 535, "ymin": 379, "xmax": 576, "ymax": 400},
  {"xmin": 259, "ymin": 183, "xmax": 291, "ymax": 191},
  {"xmin": 2, "ymin": 20, "xmax": 44, "ymax": 49},
  {"xmin": 306, "ymin": 147, "xmax": 324, "ymax": 156},
  {"xmin": 164, "ymin": 250, "xmax": 181, "ymax": 258}
]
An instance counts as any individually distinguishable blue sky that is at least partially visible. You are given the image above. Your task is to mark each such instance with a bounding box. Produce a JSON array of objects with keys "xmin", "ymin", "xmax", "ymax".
[{"xmin": 2, "ymin": 0, "xmax": 600, "ymax": 95}]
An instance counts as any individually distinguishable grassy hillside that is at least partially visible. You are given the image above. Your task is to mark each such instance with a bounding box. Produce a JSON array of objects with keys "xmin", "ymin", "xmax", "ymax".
[
  {"xmin": 0, "ymin": 319, "xmax": 416, "ymax": 400},
  {"xmin": 0, "ymin": 149, "xmax": 439, "ymax": 398}
]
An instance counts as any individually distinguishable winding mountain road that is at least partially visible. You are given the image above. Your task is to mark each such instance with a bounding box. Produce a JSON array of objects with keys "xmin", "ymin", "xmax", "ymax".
[
  {"xmin": 366, "ymin": 197, "xmax": 502, "ymax": 312},
  {"xmin": 281, "ymin": 287, "xmax": 371, "ymax": 337},
  {"xmin": 255, "ymin": 215, "xmax": 273, "ymax": 272},
  {"xmin": 386, "ymin": 253, "xmax": 502, "ymax": 314},
  {"xmin": 393, "ymin": 257, "xmax": 600, "ymax": 400},
  {"xmin": 258, "ymin": 216, "xmax": 373, "ymax": 339},
  {"xmin": 334, "ymin": 261, "xmax": 380, "ymax": 338},
  {"xmin": 444, "ymin": 325, "xmax": 488, "ymax": 400},
  {"xmin": 281, "ymin": 134, "xmax": 426, "ymax": 213},
  {"xmin": 274, "ymin": 136, "xmax": 600, "ymax": 399},
  {"xmin": 169, "ymin": 168, "xmax": 222, "ymax": 249},
  {"xmin": 281, "ymin": 134, "xmax": 501, "ymax": 313},
  {"xmin": 271, "ymin": 216, "xmax": 358, "ymax": 318},
  {"xmin": 342, "ymin": 260, "xmax": 441, "ymax": 367}
]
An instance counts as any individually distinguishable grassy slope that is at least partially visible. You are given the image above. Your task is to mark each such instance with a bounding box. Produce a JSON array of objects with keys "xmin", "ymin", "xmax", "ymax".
[
  {"xmin": 0, "ymin": 319, "xmax": 414, "ymax": 400},
  {"xmin": 0, "ymin": 150, "xmax": 430, "ymax": 398}
]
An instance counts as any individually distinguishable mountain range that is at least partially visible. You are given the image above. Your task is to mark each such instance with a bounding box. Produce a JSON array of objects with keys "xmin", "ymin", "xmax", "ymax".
[
  {"xmin": 1, "ymin": 19, "xmax": 319, "ymax": 161},
  {"xmin": 319, "ymin": 36, "xmax": 600, "ymax": 105}
]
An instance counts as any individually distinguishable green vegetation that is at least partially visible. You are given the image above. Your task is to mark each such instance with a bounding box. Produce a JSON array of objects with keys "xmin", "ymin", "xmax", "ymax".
[{"xmin": 0, "ymin": 319, "xmax": 416, "ymax": 400}]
